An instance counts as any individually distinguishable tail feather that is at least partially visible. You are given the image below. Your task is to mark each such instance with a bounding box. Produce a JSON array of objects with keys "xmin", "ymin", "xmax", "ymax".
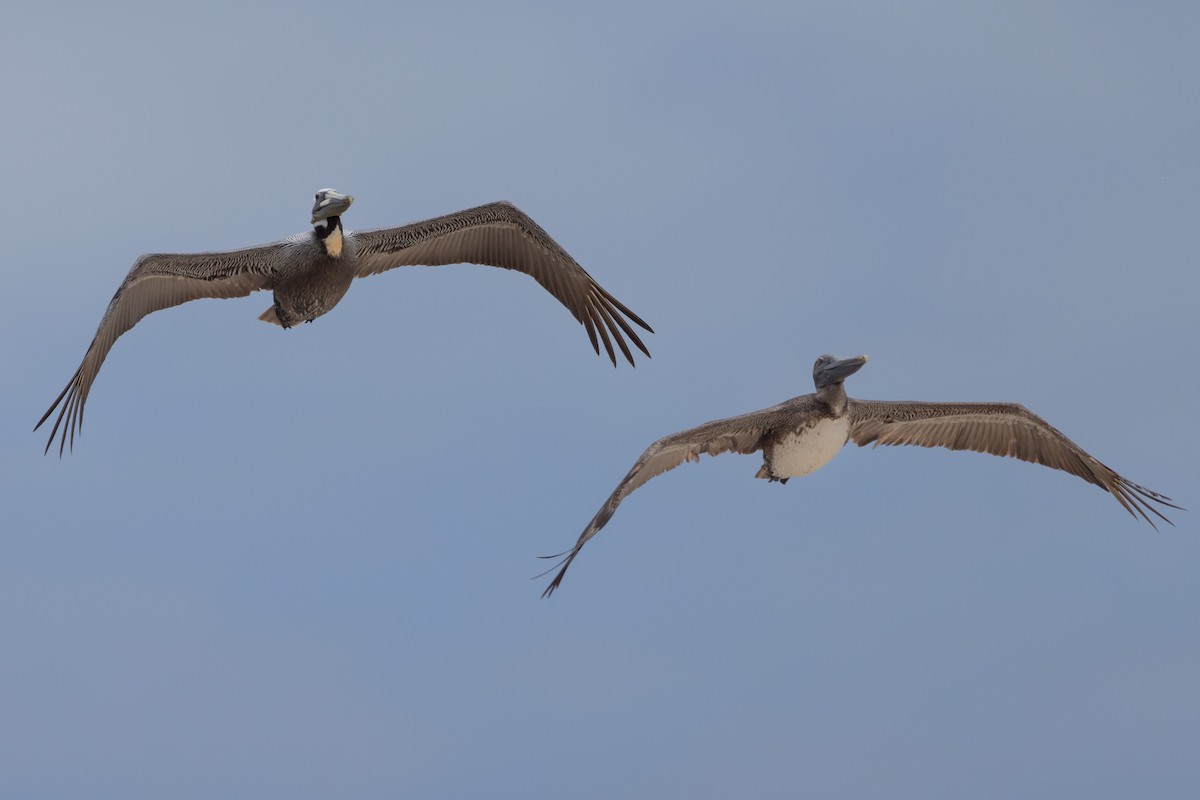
[{"xmin": 258, "ymin": 306, "xmax": 283, "ymax": 326}]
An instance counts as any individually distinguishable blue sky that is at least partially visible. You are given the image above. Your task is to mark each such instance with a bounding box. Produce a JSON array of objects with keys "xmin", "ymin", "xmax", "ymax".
[{"xmin": 2, "ymin": 2, "xmax": 1197, "ymax": 798}]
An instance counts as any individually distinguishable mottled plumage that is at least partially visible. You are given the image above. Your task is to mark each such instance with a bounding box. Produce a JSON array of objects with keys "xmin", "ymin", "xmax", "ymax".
[
  {"xmin": 541, "ymin": 355, "xmax": 1178, "ymax": 596},
  {"xmin": 37, "ymin": 191, "xmax": 653, "ymax": 454}
]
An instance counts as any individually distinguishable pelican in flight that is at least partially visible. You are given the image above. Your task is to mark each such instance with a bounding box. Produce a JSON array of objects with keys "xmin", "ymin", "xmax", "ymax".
[
  {"xmin": 541, "ymin": 354, "xmax": 1178, "ymax": 596},
  {"xmin": 37, "ymin": 189, "xmax": 653, "ymax": 454}
]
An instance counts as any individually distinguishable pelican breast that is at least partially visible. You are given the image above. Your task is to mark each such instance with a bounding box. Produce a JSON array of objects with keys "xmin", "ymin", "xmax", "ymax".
[{"xmin": 767, "ymin": 416, "xmax": 850, "ymax": 478}]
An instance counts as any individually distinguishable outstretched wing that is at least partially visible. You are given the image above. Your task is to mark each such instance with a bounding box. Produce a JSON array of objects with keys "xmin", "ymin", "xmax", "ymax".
[
  {"xmin": 541, "ymin": 400, "xmax": 807, "ymax": 596},
  {"xmin": 36, "ymin": 242, "xmax": 290, "ymax": 454},
  {"xmin": 847, "ymin": 399, "xmax": 1179, "ymax": 526},
  {"xmin": 349, "ymin": 201, "xmax": 652, "ymax": 367}
]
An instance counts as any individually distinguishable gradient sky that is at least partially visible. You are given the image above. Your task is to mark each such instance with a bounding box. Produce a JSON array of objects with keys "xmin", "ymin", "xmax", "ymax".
[{"xmin": 2, "ymin": 2, "xmax": 1197, "ymax": 798}]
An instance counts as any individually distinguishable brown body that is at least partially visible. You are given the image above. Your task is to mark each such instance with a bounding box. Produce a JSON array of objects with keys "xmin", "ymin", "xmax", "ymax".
[
  {"xmin": 541, "ymin": 355, "xmax": 1179, "ymax": 596},
  {"xmin": 261, "ymin": 227, "xmax": 357, "ymax": 327},
  {"xmin": 37, "ymin": 197, "xmax": 653, "ymax": 454}
]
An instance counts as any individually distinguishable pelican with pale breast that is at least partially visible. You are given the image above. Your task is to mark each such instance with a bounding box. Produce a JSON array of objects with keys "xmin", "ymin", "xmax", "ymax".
[
  {"xmin": 36, "ymin": 189, "xmax": 653, "ymax": 454},
  {"xmin": 541, "ymin": 354, "xmax": 1179, "ymax": 596}
]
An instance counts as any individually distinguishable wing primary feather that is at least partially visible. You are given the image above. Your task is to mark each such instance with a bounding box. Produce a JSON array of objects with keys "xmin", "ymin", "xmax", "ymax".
[
  {"xmin": 579, "ymin": 312, "xmax": 601, "ymax": 357},
  {"xmin": 36, "ymin": 377, "xmax": 74, "ymax": 455},
  {"xmin": 67, "ymin": 391, "xmax": 80, "ymax": 454},
  {"xmin": 595, "ymin": 283, "xmax": 654, "ymax": 335},
  {"xmin": 540, "ymin": 552, "xmax": 579, "ymax": 598},
  {"xmin": 589, "ymin": 291, "xmax": 636, "ymax": 366},
  {"xmin": 586, "ymin": 296, "xmax": 618, "ymax": 366},
  {"xmin": 594, "ymin": 287, "xmax": 651, "ymax": 360}
]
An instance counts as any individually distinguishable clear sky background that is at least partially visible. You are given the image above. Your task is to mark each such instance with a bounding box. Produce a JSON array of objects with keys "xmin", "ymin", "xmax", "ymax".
[{"xmin": 2, "ymin": 2, "xmax": 1196, "ymax": 798}]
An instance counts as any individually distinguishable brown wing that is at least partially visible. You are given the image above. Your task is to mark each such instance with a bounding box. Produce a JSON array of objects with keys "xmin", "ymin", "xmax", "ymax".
[
  {"xmin": 36, "ymin": 243, "xmax": 288, "ymax": 455},
  {"xmin": 846, "ymin": 399, "xmax": 1179, "ymax": 527},
  {"xmin": 541, "ymin": 399, "xmax": 813, "ymax": 596},
  {"xmin": 348, "ymin": 201, "xmax": 652, "ymax": 366}
]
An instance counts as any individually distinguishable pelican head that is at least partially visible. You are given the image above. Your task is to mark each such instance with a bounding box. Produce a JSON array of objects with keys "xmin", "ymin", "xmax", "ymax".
[
  {"xmin": 813, "ymin": 354, "xmax": 868, "ymax": 389},
  {"xmin": 311, "ymin": 188, "xmax": 354, "ymax": 224}
]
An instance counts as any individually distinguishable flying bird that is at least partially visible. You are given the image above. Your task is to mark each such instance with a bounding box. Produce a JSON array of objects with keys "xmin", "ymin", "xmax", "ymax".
[
  {"xmin": 541, "ymin": 354, "xmax": 1178, "ymax": 596},
  {"xmin": 37, "ymin": 189, "xmax": 653, "ymax": 454}
]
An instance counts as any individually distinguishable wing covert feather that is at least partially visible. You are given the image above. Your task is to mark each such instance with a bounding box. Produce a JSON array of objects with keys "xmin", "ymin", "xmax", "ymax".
[
  {"xmin": 846, "ymin": 399, "xmax": 1178, "ymax": 526},
  {"xmin": 37, "ymin": 244, "xmax": 283, "ymax": 454},
  {"xmin": 349, "ymin": 202, "xmax": 652, "ymax": 366},
  {"xmin": 541, "ymin": 402, "xmax": 799, "ymax": 596}
]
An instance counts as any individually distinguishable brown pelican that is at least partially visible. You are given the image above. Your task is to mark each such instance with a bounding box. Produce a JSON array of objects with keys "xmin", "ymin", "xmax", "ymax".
[
  {"xmin": 541, "ymin": 354, "xmax": 1179, "ymax": 596},
  {"xmin": 36, "ymin": 189, "xmax": 653, "ymax": 454}
]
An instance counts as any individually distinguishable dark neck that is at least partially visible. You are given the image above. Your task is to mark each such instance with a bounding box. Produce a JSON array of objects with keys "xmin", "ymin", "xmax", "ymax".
[
  {"xmin": 815, "ymin": 382, "xmax": 848, "ymax": 416},
  {"xmin": 313, "ymin": 216, "xmax": 342, "ymax": 240}
]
